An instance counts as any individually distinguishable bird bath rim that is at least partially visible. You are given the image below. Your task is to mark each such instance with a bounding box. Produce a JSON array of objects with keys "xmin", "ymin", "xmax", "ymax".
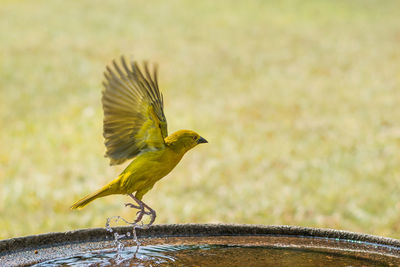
[{"xmin": 1, "ymin": 224, "xmax": 399, "ymax": 266}]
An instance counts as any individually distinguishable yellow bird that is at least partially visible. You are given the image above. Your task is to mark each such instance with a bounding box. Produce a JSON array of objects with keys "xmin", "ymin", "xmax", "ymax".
[{"xmin": 71, "ymin": 56, "xmax": 207, "ymax": 224}]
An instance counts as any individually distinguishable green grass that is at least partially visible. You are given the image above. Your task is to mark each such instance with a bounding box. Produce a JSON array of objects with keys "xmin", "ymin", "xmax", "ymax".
[{"xmin": 1, "ymin": 0, "xmax": 400, "ymax": 239}]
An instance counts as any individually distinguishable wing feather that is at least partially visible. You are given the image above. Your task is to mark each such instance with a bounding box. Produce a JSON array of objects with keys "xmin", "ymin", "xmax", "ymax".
[{"xmin": 102, "ymin": 56, "xmax": 168, "ymax": 165}]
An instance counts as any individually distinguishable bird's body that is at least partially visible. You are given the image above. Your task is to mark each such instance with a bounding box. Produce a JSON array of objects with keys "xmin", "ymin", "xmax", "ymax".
[
  {"xmin": 71, "ymin": 57, "xmax": 207, "ymax": 220},
  {"xmin": 71, "ymin": 129, "xmax": 202, "ymax": 209}
]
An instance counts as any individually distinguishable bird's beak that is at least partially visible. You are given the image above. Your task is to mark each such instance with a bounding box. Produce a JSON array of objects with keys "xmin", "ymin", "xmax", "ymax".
[{"xmin": 197, "ymin": 136, "xmax": 208, "ymax": 144}]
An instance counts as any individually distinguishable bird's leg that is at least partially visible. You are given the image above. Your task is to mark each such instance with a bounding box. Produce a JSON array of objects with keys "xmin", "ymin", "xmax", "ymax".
[
  {"xmin": 142, "ymin": 201, "xmax": 157, "ymax": 226},
  {"xmin": 126, "ymin": 193, "xmax": 147, "ymax": 224},
  {"xmin": 126, "ymin": 194, "xmax": 156, "ymax": 227}
]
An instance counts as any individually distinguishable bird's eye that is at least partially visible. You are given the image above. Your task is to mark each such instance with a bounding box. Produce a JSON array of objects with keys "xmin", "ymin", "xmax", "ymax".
[{"xmin": 193, "ymin": 136, "xmax": 197, "ymax": 140}]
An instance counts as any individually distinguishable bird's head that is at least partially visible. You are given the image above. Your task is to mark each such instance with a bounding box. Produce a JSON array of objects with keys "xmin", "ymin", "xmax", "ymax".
[{"xmin": 165, "ymin": 129, "xmax": 208, "ymax": 153}]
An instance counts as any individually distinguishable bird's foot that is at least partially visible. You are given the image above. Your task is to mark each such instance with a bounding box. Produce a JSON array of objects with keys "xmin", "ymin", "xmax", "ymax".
[
  {"xmin": 126, "ymin": 194, "xmax": 156, "ymax": 228},
  {"xmin": 123, "ymin": 201, "xmax": 145, "ymax": 224},
  {"xmin": 132, "ymin": 209, "xmax": 145, "ymax": 225}
]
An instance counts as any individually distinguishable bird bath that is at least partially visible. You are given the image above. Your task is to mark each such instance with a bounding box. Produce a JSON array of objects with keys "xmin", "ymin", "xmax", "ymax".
[{"xmin": 1, "ymin": 224, "xmax": 399, "ymax": 266}]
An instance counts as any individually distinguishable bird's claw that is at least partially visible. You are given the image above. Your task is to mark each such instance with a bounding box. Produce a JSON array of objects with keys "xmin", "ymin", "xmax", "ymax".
[
  {"xmin": 143, "ymin": 210, "xmax": 152, "ymax": 215},
  {"xmin": 125, "ymin": 202, "xmax": 141, "ymax": 209},
  {"xmin": 124, "ymin": 194, "xmax": 157, "ymax": 228}
]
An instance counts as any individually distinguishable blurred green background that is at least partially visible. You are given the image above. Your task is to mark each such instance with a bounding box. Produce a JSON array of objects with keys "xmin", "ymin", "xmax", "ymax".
[{"xmin": 1, "ymin": 0, "xmax": 400, "ymax": 240}]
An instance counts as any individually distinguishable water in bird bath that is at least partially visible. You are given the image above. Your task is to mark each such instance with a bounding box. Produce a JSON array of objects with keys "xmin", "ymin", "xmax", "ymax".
[{"xmin": 31, "ymin": 236, "xmax": 400, "ymax": 266}]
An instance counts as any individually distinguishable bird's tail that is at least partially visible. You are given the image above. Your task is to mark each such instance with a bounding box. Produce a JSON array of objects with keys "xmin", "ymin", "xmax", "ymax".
[{"xmin": 71, "ymin": 184, "xmax": 116, "ymax": 209}]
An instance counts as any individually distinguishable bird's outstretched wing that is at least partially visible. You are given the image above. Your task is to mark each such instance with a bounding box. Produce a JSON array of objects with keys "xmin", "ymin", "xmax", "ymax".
[{"xmin": 102, "ymin": 56, "xmax": 168, "ymax": 165}]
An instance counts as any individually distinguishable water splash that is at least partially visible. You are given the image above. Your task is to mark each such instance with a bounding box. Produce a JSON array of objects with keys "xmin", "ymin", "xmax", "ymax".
[
  {"xmin": 105, "ymin": 216, "xmax": 138, "ymax": 263},
  {"xmin": 105, "ymin": 194, "xmax": 156, "ymax": 262}
]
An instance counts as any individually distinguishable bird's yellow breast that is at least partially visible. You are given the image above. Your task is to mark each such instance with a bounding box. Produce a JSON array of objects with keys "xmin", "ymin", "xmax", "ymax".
[{"xmin": 117, "ymin": 147, "xmax": 184, "ymax": 195}]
